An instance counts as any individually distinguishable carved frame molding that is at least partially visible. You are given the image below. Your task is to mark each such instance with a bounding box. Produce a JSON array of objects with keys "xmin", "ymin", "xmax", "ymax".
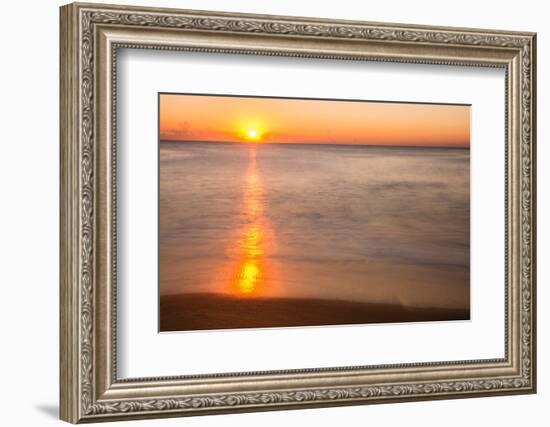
[{"xmin": 60, "ymin": 2, "xmax": 536, "ymax": 423}]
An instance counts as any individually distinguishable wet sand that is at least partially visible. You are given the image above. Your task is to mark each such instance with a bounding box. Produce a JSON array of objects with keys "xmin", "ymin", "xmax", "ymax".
[{"xmin": 160, "ymin": 293, "xmax": 470, "ymax": 332}]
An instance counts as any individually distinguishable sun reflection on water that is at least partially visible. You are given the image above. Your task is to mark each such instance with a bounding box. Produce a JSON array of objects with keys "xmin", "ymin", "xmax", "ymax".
[
  {"xmin": 238, "ymin": 260, "xmax": 261, "ymax": 294},
  {"xmin": 228, "ymin": 146, "xmax": 274, "ymax": 296}
]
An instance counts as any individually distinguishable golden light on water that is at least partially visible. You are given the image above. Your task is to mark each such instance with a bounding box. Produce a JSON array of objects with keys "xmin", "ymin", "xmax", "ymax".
[
  {"xmin": 228, "ymin": 146, "xmax": 274, "ymax": 296},
  {"xmin": 238, "ymin": 260, "xmax": 261, "ymax": 294},
  {"xmin": 236, "ymin": 224, "xmax": 264, "ymax": 294}
]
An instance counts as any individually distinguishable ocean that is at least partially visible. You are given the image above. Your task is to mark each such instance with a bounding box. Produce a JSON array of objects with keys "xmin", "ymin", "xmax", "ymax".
[{"xmin": 159, "ymin": 141, "xmax": 470, "ymax": 312}]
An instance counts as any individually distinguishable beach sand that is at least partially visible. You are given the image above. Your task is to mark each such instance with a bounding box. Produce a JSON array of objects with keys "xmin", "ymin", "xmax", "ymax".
[{"xmin": 160, "ymin": 293, "xmax": 469, "ymax": 332}]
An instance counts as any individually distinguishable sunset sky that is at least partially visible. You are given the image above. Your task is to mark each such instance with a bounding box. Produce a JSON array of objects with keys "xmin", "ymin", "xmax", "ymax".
[{"xmin": 160, "ymin": 93, "xmax": 470, "ymax": 147}]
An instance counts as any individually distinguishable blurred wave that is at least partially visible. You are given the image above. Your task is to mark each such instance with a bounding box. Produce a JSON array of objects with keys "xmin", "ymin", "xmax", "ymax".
[{"xmin": 159, "ymin": 141, "xmax": 469, "ymax": 310}]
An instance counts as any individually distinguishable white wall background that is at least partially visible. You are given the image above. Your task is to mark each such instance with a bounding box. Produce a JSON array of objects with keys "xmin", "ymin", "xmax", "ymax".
[{"xmin": 0, "ymin": 0, "xmax": 545, "ymax": 426}]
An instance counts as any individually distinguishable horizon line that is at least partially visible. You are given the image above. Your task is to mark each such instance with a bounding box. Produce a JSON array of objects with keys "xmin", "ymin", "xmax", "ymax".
[{"xmin": 159, "ymin": 139, "xmax": 470, "ymax": 149}]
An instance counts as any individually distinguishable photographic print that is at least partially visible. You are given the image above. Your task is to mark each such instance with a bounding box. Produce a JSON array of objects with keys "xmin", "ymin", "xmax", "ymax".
[{"xmin": 159, "ymin": 93, "xmax": 470, "ymax": 332}]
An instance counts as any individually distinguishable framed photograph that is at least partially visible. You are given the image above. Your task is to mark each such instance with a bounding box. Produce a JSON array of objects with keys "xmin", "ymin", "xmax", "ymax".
[{"xmin": 60, "ymin": 2, "xmax": 537, "ymax": 423}]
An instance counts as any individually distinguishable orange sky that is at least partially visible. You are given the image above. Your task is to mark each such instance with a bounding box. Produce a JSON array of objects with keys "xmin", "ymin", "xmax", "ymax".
[{"xmin": 159, "ymin": 94, "xmax": 470, "ymax": 147}]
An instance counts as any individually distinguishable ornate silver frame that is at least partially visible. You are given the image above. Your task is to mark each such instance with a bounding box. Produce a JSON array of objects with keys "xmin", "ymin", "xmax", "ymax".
[{"xmin": 60, "ymin": 2, "xmax": 537, "ymax": 423}]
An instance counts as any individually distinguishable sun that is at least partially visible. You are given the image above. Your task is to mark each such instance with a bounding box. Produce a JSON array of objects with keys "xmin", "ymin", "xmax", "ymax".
[{"xmin": 244, "ymin": 127, "xmax": 261, "ymax": 142}]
